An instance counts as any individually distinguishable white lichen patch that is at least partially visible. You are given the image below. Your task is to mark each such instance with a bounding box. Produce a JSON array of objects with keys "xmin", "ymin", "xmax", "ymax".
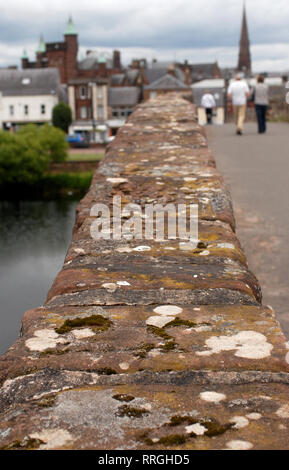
[
  {"xmin": 74, "ymin": 248, "xmax": 85, "ymax": 254},
  {"xmin": 213, "ymin": 243, "xmax": 235, "ymax": 250},
  {"xmin": 101, "ymin": 283, "xmax": 118, "ymax": 291},
  {"xmin": 106, "ymin": 178, "xmax": 128, "ymax": 184},
  {"xmin": 72, "ymin": 328, "xmax": 95, "ymax": 339},
  {"xmin": 119, "ymin": 362, "xmax": 130, "ymax": 370},
  {"xmin": 199, "ymin": 391, "xmax": 226, "ymax": 403},
  {"xmin": 117, "ymin": 281, "xmax": 131, "ymax": 286},
  {"xmin": 183, "ymin": 177, "xmax": 197, "ymax": 182},
  {"xmin": 246, "ymin": 413, "xmax": 262, "ymax": 421},
  {"xmin": 185, "ymin": 423, "xmax": 207, "ymax": 435},
  {"xmin": 148, "ymin": 349, "xmax": 161, "ymax": 358},
  {"xmin": 25, "ymin": 329, "xmax": 68, "ymax": 352},
  {"xmin": 276, "ymin": 404, "xmax": 289, "ymax": 419},
  {"xmin": 229, "ymin": 416, "xmax": 249, "ymax": 429},
  {"xmin": 133, "ymin": 245, "xmax": 151, "ymax": 252},
  {"xmin": 179, "ymin": 242, "xmax": 197, "ymax": 251},
  {"xmin": 146, "ymin": 316, "xmax": 173, "ymax": 328},
  {"xmin": 226, "ymin": 440, "xmax": 253, "ymax": 450},
  {"xmin": 198, "ymin": 250, "xmax": 210, "ymax": 256},
  {"xmin": 153, "ymin": 305, "xmax": 183, "ymax": 316},
  {"xmin": 115, "ymin": 246, "xmax": 132, "ymax": 253},
  {"xmin": 29, "ymin": 429, "xmax": 74, "ymax": 450},
  {"xmin": 196, "ymin": 331, "xmax": 273, "ymax": 360}
]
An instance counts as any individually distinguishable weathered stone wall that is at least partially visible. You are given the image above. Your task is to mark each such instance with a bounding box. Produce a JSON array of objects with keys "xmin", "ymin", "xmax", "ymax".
[{"xmin": 0, "ymin": 94, "xmax": 288, "ymax": 450}]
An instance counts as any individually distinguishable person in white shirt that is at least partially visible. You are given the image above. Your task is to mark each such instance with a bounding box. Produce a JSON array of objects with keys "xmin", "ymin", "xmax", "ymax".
[
  {"xmin": 228, "ymin": 74, "xmax": 250, "ymax": 135},
  {"xmin": 201, "ymin": 90, "xmax": 216, "ymax": 124}
]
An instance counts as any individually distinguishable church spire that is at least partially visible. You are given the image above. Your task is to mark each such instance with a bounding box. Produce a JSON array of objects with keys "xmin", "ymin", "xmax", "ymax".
[{"xmin": 237, "ymin": 2, "xmax": 251, "ymax": 76}]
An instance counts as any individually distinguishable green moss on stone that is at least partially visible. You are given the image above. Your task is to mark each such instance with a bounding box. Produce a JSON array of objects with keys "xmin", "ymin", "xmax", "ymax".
[
  {"xmin": 0, "ymin": 437, "xmax": 44, "ymax": 450},
  {"xmin": 203, "ymin": 421, "xmax": 232, "ymax": 437},
  {"xmin": 116, "ymin": 405, "xmax": 150, "ymax": 418},
  {"xmin": 160, "ymin": 340, "xmax": 177, "ymax": 352},
  {"xmin": 147, "ymin": 325, "xmax": 172, "ymax": 341},
  {"xmin": 112, "ymin": 394, "xmax": 135, "ymax": 402},
  {"xmin": 55, "ymin": 314, "xmax": 112, "ymax": 334},
  {"xmin": 168, "ymin": 415, "xmax": 198, "ymax": 427},
  {"xmin": 36, "ymin": 395, "xmax": 56, "ymax": 408},
  {"xmin": 158, "ymin": 434, "xmax": 187, "ymax": 446},
  {"xmin": 166, "ymin": 318, "xmax": 197, "ymax": 328},
  {"xmin": 135, "ymin": 343, "xmax": 155, "ymax": 359}
]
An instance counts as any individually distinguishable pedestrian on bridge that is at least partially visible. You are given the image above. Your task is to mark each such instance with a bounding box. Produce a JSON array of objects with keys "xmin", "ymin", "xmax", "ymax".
[
  {"xmin": 201, "ymin": 90, "xmax": 216, "ymax": 125},
  {"xmin": 252, "ymin": 75, "xmax": 269, "ymax": 134},
  {"xmin": 228, "ymin": 74, "xmax": 250, "ymax": 135}
]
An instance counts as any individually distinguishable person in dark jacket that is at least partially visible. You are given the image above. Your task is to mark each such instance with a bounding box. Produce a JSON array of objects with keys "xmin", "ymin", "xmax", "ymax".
[{"xmin": 253, "ymin": 75, "xmax": 269, "ymax": 134}]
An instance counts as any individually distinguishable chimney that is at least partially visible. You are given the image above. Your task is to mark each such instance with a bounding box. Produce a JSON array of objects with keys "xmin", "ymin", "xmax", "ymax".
[
  {"xmin": 185, "ymin": 67, "xmax": 191, "ymax": 86},
  {"xmin": 167, "ymin": 65, "xmax": 175, "ymax": 77},
  {"xmin": 98, "ymin": 54, "xmax": 107, "ymax": 77},
  {"xmin": 21, "ymin": 50, "xmax": 29, "ymax": 69},
  {"xmin": 113, "ymin": 50, "xmax": 121, "ymax": 69}
]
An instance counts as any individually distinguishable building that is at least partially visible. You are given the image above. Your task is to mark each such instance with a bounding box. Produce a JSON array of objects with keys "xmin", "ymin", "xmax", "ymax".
[
  {"xmin": 21, "ymin": 17, "xmax": 122, "ymax": 84},
  {"xmin": 0, "ymin": 68, "xmax": 62, "ymax": 130},
  {"xmin": 237, "ymin": 4, "xmax": 252, "ymax": 76},
  {"xmin": 144, "ymin": 74, "xmax": 191, "ymax": 100},
  {"xmin": 67, "ymin": 77, "xmax": 109, "ymax": 143},
  {"xmin": 178, "ymin": 61, "xmax": 221, "ymax": 84}
]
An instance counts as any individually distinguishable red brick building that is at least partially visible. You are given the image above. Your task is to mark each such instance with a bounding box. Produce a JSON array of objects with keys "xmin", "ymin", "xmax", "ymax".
[{"xmin": 21, "ymin": 17, "xmax": 122, "ymax": 84}]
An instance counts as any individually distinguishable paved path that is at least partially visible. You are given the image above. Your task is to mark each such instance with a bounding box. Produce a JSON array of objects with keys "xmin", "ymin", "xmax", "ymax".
[{"xmin": 207, "ymin": 122, "xmax": 289, "ymax": 338}]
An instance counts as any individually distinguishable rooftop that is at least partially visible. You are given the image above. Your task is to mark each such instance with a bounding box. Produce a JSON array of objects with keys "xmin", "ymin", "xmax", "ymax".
[{"xmin": 0, "ymin": 68, "xmax": 61, "ymax": 96}]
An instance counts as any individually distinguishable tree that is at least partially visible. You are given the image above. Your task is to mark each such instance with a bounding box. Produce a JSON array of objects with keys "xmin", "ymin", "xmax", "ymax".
[
  {"xmin": 52, "ymin": 103, "xmax": 72, "ymax": 133},
  {"xmin": 0, "ymin": 129, "xmax": 50, "ymax": 185},
  {"xmin": 38, "ymin": 124, "xmax": 68, "ymax": 162},
  {"xmin": 0, "ymin": 123, "xmax": 68, "ymax": 185}
]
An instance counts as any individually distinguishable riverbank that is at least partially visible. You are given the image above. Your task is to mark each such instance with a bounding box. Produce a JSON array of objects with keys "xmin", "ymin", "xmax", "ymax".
[{"xmin": 0, "ymin": 157, "xmax": 102, "ymax": 200}]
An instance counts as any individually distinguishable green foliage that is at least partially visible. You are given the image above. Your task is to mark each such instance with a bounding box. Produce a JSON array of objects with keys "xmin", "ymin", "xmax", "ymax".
[
  {"xmin": 52, "ymin": 103, "xmax": 72, "ymax": 133},
  {"xmin": 0, "ymin": 124, "xmax": 68, "ymax": 185},
  {"xmin": 43, "ymin": 172, "xmax": 93, "ymax": 190},
  {"xmin": 37, "ymin": 124, "xmax": 68, "ymax": 162}
]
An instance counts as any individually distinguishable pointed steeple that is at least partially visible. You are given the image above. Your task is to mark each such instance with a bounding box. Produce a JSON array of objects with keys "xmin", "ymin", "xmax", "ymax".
[
  {"xmin": 37, "ymin": 34, "xmax": 46, "ymax": 54},
  {"xmin": 237, "ymin": 2, "xmax": 251, "ymax": 76},
  {"xmin": 64, "ymin": 16, "xmax": 78, "ymax": 36}
]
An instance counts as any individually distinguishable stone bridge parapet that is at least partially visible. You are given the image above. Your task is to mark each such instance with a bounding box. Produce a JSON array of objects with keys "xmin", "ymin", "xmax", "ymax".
[{"xmin": 0, "ymin": 94, "xmax": 288, "ymax": 450}]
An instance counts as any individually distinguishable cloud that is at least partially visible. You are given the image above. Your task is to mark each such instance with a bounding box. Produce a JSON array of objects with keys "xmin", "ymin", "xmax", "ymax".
[{"xmin": 1, "ymin": 0, "xmax": 289, "ymax": 72}]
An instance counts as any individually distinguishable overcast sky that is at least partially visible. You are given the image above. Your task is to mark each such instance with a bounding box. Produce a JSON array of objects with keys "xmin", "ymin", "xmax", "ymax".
[{"xmin": 1, "ymin": 0, "xmax": 289, "ymax": 72}]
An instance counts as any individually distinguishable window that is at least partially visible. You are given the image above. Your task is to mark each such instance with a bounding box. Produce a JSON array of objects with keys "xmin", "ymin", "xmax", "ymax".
[
  {"xmin": 24, "ymin": 105, "xmax": 29, "ymax": 115},
  {"xmin": 150, "ymin": 91, "xmax": 157, "ymax": 99},
  {"xmin": 80, "ymin": 87, "xmax": 86, "ymax": 99},
  {"xmin": 41, "ymin": 104, "xmax": 46, "ymax": 115},
  {"xmin": 112, "ymin": 110, "xmax": 119, "ymax": 117},
  {"xmin": 9, "ymin": 105, "xmax": 14, "ymax": 116},
  {"xmin": 97, "ymin": 87, "xmax": 103, "ymax": 99},
  {"xmin": 97, "ymin": 105, "xmax": 103, "ymax": 119},
  {"xmin": 80, "ymin": 106, "xmax": 87, "ymax": 119}
]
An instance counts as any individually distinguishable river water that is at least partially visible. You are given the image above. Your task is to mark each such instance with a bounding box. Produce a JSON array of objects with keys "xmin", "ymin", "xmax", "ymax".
[{"xmin": 0, "ymin": 200, "xmax": 78, "ymax": 355}]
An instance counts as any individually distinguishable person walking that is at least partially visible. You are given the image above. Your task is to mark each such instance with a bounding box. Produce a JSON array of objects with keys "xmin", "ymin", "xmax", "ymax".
[
  {"xmin": 228, "ymin": 74, "xmax": 250, "ymax": 135},
  {"xmin": 201, "ymin": 90, "xmax": 216, "ymax": 124},
  {"xmin": 253, "ymin": 75, "xmax": 269, "ymax": 134}
]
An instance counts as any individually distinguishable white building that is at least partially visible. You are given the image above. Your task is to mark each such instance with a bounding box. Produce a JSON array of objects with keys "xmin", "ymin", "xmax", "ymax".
[{"xmin": 0, "ymin": 68, "xmax": 62, "ymax": 130}]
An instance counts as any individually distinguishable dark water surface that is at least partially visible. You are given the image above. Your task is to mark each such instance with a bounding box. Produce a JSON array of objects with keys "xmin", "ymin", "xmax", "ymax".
[{"xmin": 0, "ymin": 200, "xmax": 78, "ymax": 355}]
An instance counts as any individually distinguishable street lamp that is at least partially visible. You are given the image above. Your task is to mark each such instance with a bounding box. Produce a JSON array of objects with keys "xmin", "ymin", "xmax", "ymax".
[
  {"xmin": 224, "ymin": 71, "xmax": 230, "ymax": 123},
  {"xmin": 89, "ymin": 82, "xmax": 96, "ymax": 143}
]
